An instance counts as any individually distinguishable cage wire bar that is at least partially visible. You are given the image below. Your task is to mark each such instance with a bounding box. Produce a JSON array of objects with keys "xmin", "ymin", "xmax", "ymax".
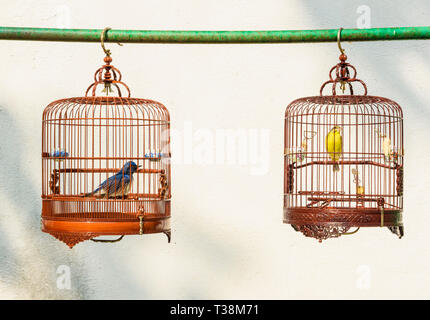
[{"xmin": 0, "ymin": 26, "xmax": 430, "ymax": 43}]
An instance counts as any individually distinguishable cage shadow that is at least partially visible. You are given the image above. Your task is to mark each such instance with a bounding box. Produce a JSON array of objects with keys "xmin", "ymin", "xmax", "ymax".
[{"xmin": 0, "ymin": 107, "xmax": 92, "ymax": 298}]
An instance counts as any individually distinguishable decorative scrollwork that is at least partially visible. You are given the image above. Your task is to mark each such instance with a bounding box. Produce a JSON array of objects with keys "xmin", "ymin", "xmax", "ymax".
[
  {"xmin": 85, "ymin": 55, "xmax": 131, "ymax": 97},
  {"xmin": 320, "ymin": 53, "xmax": 368, "ymax": 96},
  {"xmin": 289, "ymin": 210, "xmax": 372, "ymax": 225},
  {"xmin": 286, "ymin": 163, "xmax": 294, "ymax": 194},
  {"xmin": 397, "ymin": 166, "xmax": 403, "ymax": 196},
  {"xmin": 158, "ymin": 171, "xmax": 169, "ymax": 198},
  {"xmin": 47, "ymin": 231, "xmax": 99, "ymax": 248},
  {"xmin": 294, "ymin": 224, "xmax": 351, "ymax": 242}
]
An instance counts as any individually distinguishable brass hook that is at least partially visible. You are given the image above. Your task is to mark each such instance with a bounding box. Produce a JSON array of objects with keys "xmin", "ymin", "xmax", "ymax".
[
  {"xmin": 100, "ymin": 27, "xmax": 123, "ymax": 57},
  {"xmin": 337, "ymin": 27, "xmax": 345, "ymax": 55}
]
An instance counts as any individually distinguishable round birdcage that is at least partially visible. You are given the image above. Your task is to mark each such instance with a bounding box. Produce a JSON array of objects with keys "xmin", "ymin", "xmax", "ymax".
[
  {"xmin": 41, "ymin": 54, "xmax": 171, "ymax": 248},
  {"xmin": 283, "ymin": 52, "xmax": 404, "ymax": 241}
]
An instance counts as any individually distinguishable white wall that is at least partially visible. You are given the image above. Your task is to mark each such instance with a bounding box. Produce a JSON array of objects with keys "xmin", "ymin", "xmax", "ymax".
[{"xmin": 0, "ymin": 0, "xmax": 429, "ymax": 299}]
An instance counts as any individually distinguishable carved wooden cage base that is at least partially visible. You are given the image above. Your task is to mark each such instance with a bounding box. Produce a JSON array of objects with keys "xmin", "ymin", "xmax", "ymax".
[
  {"xmin": 45, "ymin": 231, "xmax": 171, "ymax": 249},
  {"xmin": 284, "ymin": 208, "xmax": 403, "ymax": 242},
  {"xmin": 41, "ymin": 197, "xmax": 172, "ymax": 247},
  {"xmin": 288, "ymin": 224, "xmax": 404, "ymax": 242},
  {"xmin": 42, "ymin": 219, "xmax": 172, "ymax": 248}
]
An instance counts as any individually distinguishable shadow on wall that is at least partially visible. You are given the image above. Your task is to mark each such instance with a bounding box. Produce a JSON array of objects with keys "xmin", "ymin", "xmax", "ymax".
[{"xmin": 0, "ymin": 107, "xmax": 92, "ymax": 299}]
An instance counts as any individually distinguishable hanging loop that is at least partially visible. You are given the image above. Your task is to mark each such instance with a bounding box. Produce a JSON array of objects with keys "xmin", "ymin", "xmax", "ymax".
[
  {"xmin": 84, "ymin": 29, "xmax": 131, "ymax": 97},
  {"xmin": 337, "ymin": 28, "xmax": 345, "ymax": 55},
  {"xmin": 100, "ymin": 27, "xmax": 123, "ymax": 57},
  {"xmin": 101, "ymin": 27, "xmax": 111, "ymax": 56},
  {"xmin": 319, "ymin": 31, "xmax": 368, "ymax": 96}
]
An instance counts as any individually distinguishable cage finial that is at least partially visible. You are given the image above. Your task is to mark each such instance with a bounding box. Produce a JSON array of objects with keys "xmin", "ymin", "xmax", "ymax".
[
  {"xmin": 319, "ymin": 40, "xmax": 368, "ymax": 96},
  {"xmin": 85, "ymin": 52, "xmax": 131, "ymax": 97}
]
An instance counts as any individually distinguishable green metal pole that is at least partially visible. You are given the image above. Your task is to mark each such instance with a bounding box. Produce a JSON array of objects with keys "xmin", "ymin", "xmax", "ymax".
[{"xmin": 0, "ymin": 26, "xmax": 429, "ymax": 43}]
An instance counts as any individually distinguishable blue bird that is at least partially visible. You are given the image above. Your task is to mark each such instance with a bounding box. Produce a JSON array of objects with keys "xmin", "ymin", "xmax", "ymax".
[
  {"xmin": 51, "ymin": 149, "xmax": 69, "ymax": 158},
  {"xmin": 84, "ymin": 161, "xmax": 141, "ymax": 198}
]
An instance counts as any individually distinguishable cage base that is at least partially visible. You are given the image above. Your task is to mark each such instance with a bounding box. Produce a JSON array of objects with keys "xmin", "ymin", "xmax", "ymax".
[
  {"xmin": 284, "ymin": 207, "xmax": 402, "ymax": 241},
  {"xmin": 42, "ymin": 217, "xmax": 170, "ymax": 248}
]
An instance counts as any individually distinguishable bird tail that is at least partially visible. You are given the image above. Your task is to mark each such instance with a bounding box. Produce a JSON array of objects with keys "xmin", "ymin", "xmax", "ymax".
[
  {"xmin": 83, "ymin": 186, "xmax": 102, "ymax": 197},
  {"xmin": 333, "ymin": 163, "xmax": 340, "ymax": 172}
]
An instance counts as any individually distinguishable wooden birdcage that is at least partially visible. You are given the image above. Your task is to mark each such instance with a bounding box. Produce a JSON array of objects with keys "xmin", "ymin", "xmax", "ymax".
[
  {"xmin": 41, "ymin": 54, "xmax": 171, "ymax": 248},
  {"xmin": 283, "ymin": 53, "xmax": 404, "ymax": 241}
]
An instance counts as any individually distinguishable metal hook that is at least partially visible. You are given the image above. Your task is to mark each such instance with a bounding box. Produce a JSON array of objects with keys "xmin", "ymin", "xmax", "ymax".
[
  {"xmin": 337, "ymin": 27, "xmax": 345, "ymax": 55},
  {"xmin": 100, "ymin": 27, "xmax": 123, "ymax": 57}
]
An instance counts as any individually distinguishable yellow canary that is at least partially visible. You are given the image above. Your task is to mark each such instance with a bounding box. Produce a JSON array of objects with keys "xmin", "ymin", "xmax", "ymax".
[{"xmin": 325, "ymin": 126, "xmax": 343, "ymax": 172}]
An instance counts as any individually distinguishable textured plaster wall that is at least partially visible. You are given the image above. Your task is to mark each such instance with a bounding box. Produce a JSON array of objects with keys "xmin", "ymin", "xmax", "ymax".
[{"xmin": 0, "ymin": 0, "xmax": 430, "ymax": 299}]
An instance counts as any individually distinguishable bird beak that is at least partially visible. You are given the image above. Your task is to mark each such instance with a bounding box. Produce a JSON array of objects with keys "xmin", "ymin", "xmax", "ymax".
[{"xmin": 138, "ymin": 165, "xmax": 142, "ymax": 168}]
